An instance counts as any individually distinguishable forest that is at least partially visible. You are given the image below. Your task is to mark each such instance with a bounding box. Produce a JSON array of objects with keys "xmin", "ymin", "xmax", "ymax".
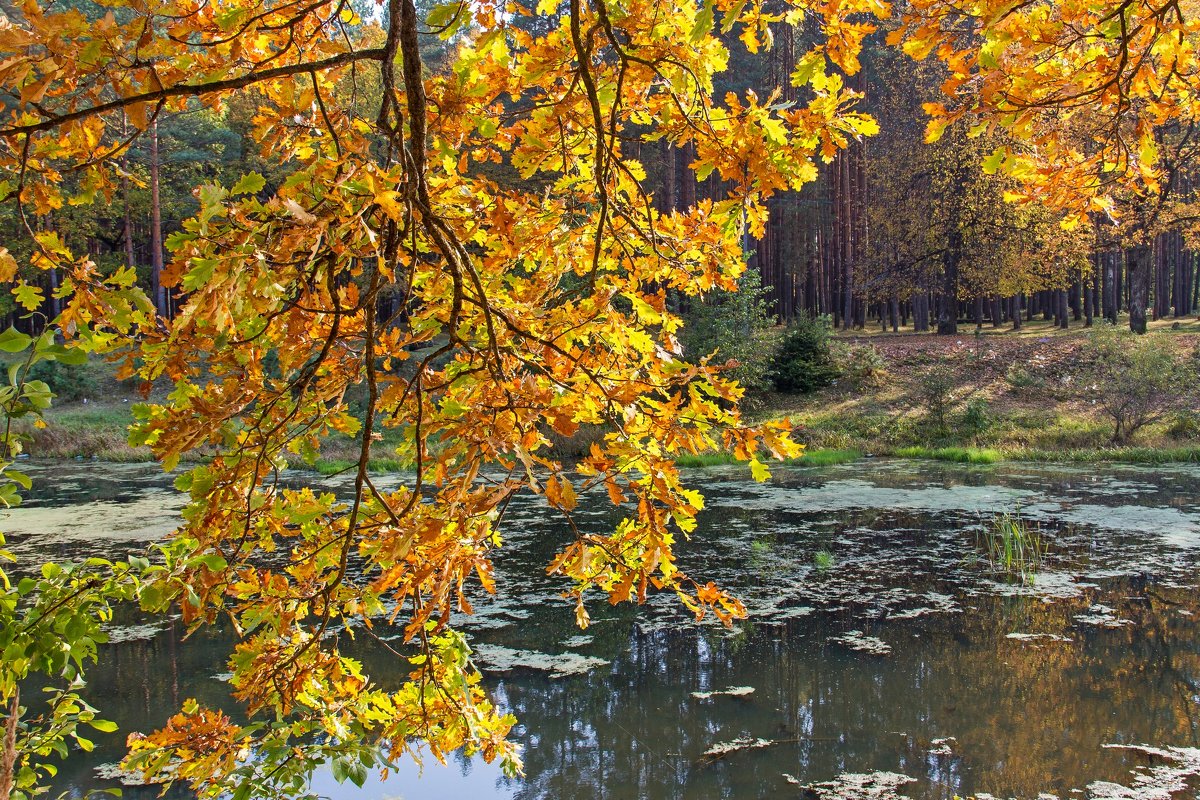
[{"xmin": 0, "ymin": 0, "xmax": 1199, "ymax": 799}]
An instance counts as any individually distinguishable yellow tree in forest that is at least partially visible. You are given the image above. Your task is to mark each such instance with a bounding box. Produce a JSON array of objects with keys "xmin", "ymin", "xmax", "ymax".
[
  {"xmin": 0, "ymin": 0, "xmax": 891, "ymax": 796},
  {"xmin": 896, "ymin": 0, "xmax": 1200, "ymax": 331}
]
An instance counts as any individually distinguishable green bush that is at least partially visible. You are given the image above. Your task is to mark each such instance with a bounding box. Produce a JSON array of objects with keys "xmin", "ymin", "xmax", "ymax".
[
  {"xmin": 1166, "ymin": 409, "xmax": 1200, "ymax": 440},
  {"xmin": 831, "ymin": 341, "xmax": 887, "ymax": 390},
  {"xmin": 25, "ymin": 359, "xmax": 100, "ymax": 402},
  {"xmin": 770, "ymin": 314, "xmax": 839, "ymax": 394},
  {"xmin": 960, "ymin": 398, "xmax": 992, "ymax": 438},
  {"xmin": 1087, "ymin": 324, "xmax": 1193, "ymax": 443},
  {"xmin": 1005, "ymin": 363, "xmax": 1043, "ymax": 395},
  {"xmin": 681, "ymin": 268, "xmax": 777, "ymax": 398},
  {"xmin": 910, "ymin": 364, "xmax": 961, "ymax": 434}
]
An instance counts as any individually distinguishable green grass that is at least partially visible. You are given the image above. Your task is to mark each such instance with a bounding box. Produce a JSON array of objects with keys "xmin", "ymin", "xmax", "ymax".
[
  {"xmin": 312, "ymin": 458, "xmax": 412, "ymax": 475},
  {"xmin": 892, "ymin": 446, "xmax": 1003, "ymax": 463},
  {"xmin": 673, "ymin": 452, "xmax": 738, "ymax": 467},
  {"xmin": 1006, "ymin": 446, "xmax": 1200, "ymax": 464},
  {"xmin": 674, "ymin": 448, "xmax": 863, "ymax": 469},
  {"xmin": 979, "ymin": 511, "xmax": 1045, "ymax": 584},
  {"xmin": 789, "ymin": 448, "xmax": 863, "ymax": 466},
  {"xmin": 44, "ymin": 407, "xmax": 135, "ymax": 429}
]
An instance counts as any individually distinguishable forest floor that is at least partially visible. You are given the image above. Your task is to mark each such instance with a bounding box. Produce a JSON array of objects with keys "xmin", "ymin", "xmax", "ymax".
[
  {"xmin": 11, "ymin": 315, "xmax": 1200, "ymax": 468},
  {"xmin": 748, "ymin": 316, "xmax": 1200, "ymax": 465}
]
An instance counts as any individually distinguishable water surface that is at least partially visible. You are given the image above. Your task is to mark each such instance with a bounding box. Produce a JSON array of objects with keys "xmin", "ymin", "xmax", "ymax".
[{"xmin": 6, "ymin": 459, "xmax": 1200, "ymax": 799}]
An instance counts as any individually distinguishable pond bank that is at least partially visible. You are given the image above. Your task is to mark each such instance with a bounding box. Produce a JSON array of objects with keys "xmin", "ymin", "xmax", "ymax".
[
  {"xmin": 17, "ymin": 325, "xmax": 1200, "ymax": 468},
  {"xmin": 748, "ymin": 328, "xmax": 1200, "ymax": 465},
  {"xmin": 18, "ymin": 406, "xmax": 1200, "ymax": 470}
]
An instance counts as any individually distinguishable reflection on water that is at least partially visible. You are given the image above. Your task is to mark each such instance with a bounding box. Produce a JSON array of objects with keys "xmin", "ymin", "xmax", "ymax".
[{"xmin": 6, "ymin": 459, "xmax": 1200, "ymax": 799}]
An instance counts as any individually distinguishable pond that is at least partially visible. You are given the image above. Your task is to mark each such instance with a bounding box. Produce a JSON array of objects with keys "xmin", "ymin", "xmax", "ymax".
[{"xmin": 5, "ymin": 458, "xmax": 1200, "ymax": 799}]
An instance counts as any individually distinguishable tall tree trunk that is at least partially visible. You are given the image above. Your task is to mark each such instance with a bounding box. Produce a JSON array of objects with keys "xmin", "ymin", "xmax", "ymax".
[
  {"xmin": 659, "ymin": 140, "xmax": 676, "ymax": 214},
  {"xmin": 1105, "ymin": 251, "xmax": 1118, "ymax": 323},
  {"xmin": 679, "ymin": 141, "xmax": 695, "ymax": 210},
  {"xmin": 150, "ymin": 118, "xmax": 166, "ymax": 318},
  {"xmin": 1127, "ymin": 243, "xmax": 1151, "ymax": 334},
  {"xmin": 914, "ymin": 292, "xmax": 930, "ymax": 332},
  {"xmin": 121, "ymin": 112, "xmax": 136, "ymax": 273},
  {"xmin": 840, "ymin": 152, "xmax": 853, "ymax": 329},
  {"xmin": 937, "ymin": 241, "xmax": 959, "ymax": 335}
]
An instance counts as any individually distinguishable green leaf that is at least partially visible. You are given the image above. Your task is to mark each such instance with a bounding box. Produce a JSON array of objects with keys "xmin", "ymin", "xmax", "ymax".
[
  {"xmin": 22, "ymin": 380, "xmax": 53, "ymax": 409},
  {"xmin": 791, "ymin": 52, "xmax": 826, "ymax": 88},
  {"xmin": 164, "ymin": 230, "xmax": 195, "ymax": 251},
  {"xmin": 441, "ymin": 399, "xmax": 470, "ymax": 418},
  {"xmin": 182, "ymin": 258, "xmax": 218, "ymax": 292},
  {"xmin": 7, "ymin": 469, "xmax": 30, "ymax": 490},
  {"xmin": 720, "ymin": 0, "xmax": 747, "ymax": 33},
  {"xmin": 0, "ymin": 483, "xmax": 20, "ymax": 507},
  {"xmin": 0, "ymin": 327, "xmax": 32, "ymax": 353},
  {"xmin": 40, "ymin": 343, "xmax": 88, "ymax": 365},
  {"xmin": 89, "ymin": 718, "xmax": 119, "ymax": 733},
  {"xmin": 231, "ymin": 172, "xmax": 266, "ymax": 196},
  {"xmin": 981, "ymin": 148, "xmax": 1005, "ymax": 174},
  {"xmin": 198, "ymin": 183, "xmax": 228, "ymax": 208},
  {"xmin": 691, "ymin": 1, "xmax": 714, "ymax": 42},
  {"xmin": 13, "ymin": 282, "xmax": 43, "ymax": 311},
  {"xmin": 194, "ymin": 553, "xmax": 228, "ymax": 572}
]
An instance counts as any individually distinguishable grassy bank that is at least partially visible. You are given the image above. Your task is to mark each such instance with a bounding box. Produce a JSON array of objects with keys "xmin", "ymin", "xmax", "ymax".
[
  {"xmin": 748, "ymin": 325, "xmax": 1200, "ymax": 466},
  {"xmin": 14, "ymin": 329, "xmax": 1200, "ymax": 469},
  {"xmin": 674, "ymin": 448, "xmax": 864, "ymax": 468}
]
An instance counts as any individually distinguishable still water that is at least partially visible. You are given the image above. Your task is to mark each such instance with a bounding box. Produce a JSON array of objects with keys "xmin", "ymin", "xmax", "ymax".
[{"xmin": 6, "ymin": 459, "xmax": 1200, "ymax": 799}]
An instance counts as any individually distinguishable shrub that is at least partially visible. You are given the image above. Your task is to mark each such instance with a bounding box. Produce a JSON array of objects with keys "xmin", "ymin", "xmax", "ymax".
[
  {"xmin": 1005, "ymin": 363, "xmax": 1043, "ymax": 395},
  {"xmin": 831, "ymin": 341, "xmax": 887, "ymax": 390},
  {"xmin": 960, "ymin": 398, "xmax": 992, "ymax": 438},
  {"xmin": 1086, "ymin": 324, "xmax": 1192, "ymax": 443},
  {"xmin": 770, "ymin": 314, "xmax": 839, "ymax": 394},
  {"xmin": 910, "ymin": 364, "xmax": 962, "ymax": 434},
  {"xmin": 25, "ymin": 359, "xmax": 99, "ymax": 402},
  {"xmin": 1166, "ymin": 409, "xmax": 1200, "ymax": 440},
  {"xmin": 682, "ymin": 268, "xmax": 777, "ymax": 399}
]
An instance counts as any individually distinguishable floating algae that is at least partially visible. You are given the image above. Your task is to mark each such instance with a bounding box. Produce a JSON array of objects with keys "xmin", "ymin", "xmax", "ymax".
[
  {"xmin": 1088, "ymin": 745, "xmax": 1200, "ymax": 800},
  {"xmin": 700, "ymin": 736, "xmax": 774, "ymax": 763},
  {"xmin": 690, "ymin": 686, "xmax": 755, "ymax": 700},
  {"xmin": 1074, "ymin": 604, "xmax": 1134, "ymax": 629},
  {"xmin": 468, "ymin": 643, "xmax": 609, "ymax": 678},
  {"xmin": 797, "ymin": 770, "xmax": 917, "ymax": 800},
  {"xmin": 1006, "ymin": 632, "xmax": 1073, "ymax": 643},
  {"xmin": 830, "ymin": 630, "xmax": 892, "ymax": 656}
]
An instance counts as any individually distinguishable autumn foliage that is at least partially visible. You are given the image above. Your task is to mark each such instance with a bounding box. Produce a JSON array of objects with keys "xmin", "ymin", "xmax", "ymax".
[{"xmin": 0, "ymin": 0, "xmax": 1194, "ymax": 796}]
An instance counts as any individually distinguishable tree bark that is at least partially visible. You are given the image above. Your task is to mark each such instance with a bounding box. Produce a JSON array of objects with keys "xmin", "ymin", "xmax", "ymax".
[
  {"xmin": 937, "ymin": 248, "xmax": 959, "ymax": 335},
  {"xmin": 1127, "ymin": 243, "xmax": 1151, "ymax": 334},
  {"xmin": 150, "ymin": 118, "xmax": 167, "ymax": 318}
]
